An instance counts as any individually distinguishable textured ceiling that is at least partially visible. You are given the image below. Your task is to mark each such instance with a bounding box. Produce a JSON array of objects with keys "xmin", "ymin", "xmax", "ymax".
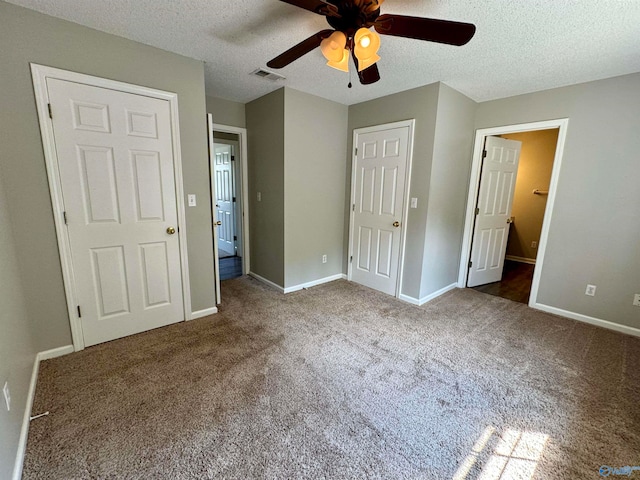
[{"xmin": 7, "ymin": 0, "xmax": 640, "ymax": 105}]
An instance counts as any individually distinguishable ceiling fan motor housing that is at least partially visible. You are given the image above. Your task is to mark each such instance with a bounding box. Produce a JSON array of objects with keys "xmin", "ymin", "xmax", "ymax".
[{"xmin": 325, "ymin": 0, "xmax": 380, "ymax": 35}]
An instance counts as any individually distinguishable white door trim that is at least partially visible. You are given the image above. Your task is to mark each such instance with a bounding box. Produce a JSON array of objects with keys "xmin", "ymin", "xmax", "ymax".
[
  {"xmin": 31, "ymin": 64, "xmax": 192, "ymax": 351},
  {"xmin": 210, "ymin": 122, "xmax": 250, "ymax": 276},
  {"xmin": 207, "ymin": 115, "xmax": 222, "ymax": 304},
  {"xmin": 457, "ymin": 118, "xmax": 569, "ymax": 308},
  {"xmin": 348, "ymin": 119, "xmax": 415, "ymax": 299}
]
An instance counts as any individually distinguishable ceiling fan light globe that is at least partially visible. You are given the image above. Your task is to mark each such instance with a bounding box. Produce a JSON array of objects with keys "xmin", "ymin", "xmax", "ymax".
[
  {"xmin": 356, "ymin": 53, "xmax": 381, "ymax": 72},
  {"xmin": 354, "ymin": 28, "xmax": 381, "ymax": 72},
  {"xmin": 320, "ymin": 31, "xmax": 347, "ymax": 62},
  {"xmin": 326, "ymin": 49, "xmax": 349, "ymax": 72}
]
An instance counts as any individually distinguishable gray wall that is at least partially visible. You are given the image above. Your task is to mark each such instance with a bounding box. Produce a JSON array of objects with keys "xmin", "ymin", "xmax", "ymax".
[
  {"xmin": 246, "ymin": 88, "xmax": 285, "ymax": 286},
  {"xmin": 213, "ymin": 132, "xmax": 239, "ymax": 142},
  {"xmin": 0, "ymin": 1, "xmax": 215, "ymax": 353},
  {"xmin": 420, "ymin": 84, "xmax": 476, "ymax": 298},
  {"xmin": 206, "ymin": 95, "xmax": 246, "ymax": 128},
  {"xmin": 284, "ymin": 88, "xmax": 348, "ymax": 288},
  {"xmin": 347, "ymin": 83, "xmax": 440, "ymax": 299},
  {"xmin": 0, "ymin": 176, "xmax": 37, "ymax": 480},
  {"xmin": 476, "ymin": 73, "xmax": 640, "ymax": 328}
]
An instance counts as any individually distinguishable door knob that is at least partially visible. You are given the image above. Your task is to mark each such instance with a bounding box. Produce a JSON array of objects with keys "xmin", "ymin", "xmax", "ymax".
[
  {"xmin": 166, "ymin": 226, "xmax": 176, "ymax": 235},
  {"xmin": 393, "ymin": 221, "xmax": 400, "ymax": 227},
  {"xmin": 506, "ymin": 217, "xmax": 514, "ymax": 224},
  {"xmin": 214, "ymin": 221, "xmax": 222, "ymax": 226}
]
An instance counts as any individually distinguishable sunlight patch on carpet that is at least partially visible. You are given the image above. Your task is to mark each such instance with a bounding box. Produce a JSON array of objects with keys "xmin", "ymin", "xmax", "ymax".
[{"xmin": 454, "ymin": 427, "xmax": 549, "ymax": 480}]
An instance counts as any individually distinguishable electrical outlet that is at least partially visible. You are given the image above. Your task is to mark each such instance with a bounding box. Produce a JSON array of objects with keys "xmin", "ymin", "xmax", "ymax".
[
  {"xmin": 531, "ymin": 241, "xmax": 537, "ymax": 248},
  {"xmin": 322, "ymin": 254, "xmax": 327, "ymax": 264},
  {"xmin": 257, "ymin": 192, "xmax": 261, "ymax": 202},
  {"xmin": 187, "ymin": 194, "xmax": 196, "ymax": 207},
  {"xmin": 3, "ymin": 381, "xmax": 10, "ymax": 411},
  {"xmin": 585, "ymin": 284, "xmax": 597, "ymax": 296},
  {"xmin": 410, "ymin": 197, "xmax": 418, "ymax": 209},
  {"xmin": 633, "ymin": 294, "xmax": 640, "ymax": 307}
]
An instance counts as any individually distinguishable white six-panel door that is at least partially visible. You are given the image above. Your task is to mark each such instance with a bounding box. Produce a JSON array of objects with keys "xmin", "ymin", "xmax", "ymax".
[
  {"xmin": 47, "ymin": 78, "xmax": 184, "ymax": 347},
  {"xmin": 467, "ymin": 136, "xmax": 522, "ymax": 287},
  {"xmin": 213, "ymin": 144, "xmax": 236, "ymax": 257},
  {"xmin": 350, "ymin": 125, "xmax": 411, "ymax": 296}
]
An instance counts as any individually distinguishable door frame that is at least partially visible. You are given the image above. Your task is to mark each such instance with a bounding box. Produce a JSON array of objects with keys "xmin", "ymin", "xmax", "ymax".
[
  {"xmin": 457, "ymin": 118, "xmax": 569, "ymax": 308},
  {"xmin": 31, "ymin": 64, "xmax": 192, "ymax": 351},
  {"xmin": 348, "ymin": 119, "xmax": 415, "ymax": 298},
  {"xmin": 209, "ymin": 121, "xmax": 251, "ymax": 278}
]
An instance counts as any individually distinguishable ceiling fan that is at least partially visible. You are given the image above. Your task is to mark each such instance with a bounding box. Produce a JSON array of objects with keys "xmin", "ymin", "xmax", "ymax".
[{"xmin": 266, "ymin": 0, "xmax": 476, "ymax": 86}]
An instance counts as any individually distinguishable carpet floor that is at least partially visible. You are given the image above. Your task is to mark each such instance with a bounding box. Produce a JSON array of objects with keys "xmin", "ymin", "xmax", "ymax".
[{"xmin": 24, "ymin": 277, "xmax": 640, "ymax": 479}]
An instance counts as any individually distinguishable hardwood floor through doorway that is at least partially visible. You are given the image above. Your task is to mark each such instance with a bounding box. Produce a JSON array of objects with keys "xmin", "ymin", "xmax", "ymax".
[
  {"xmin": 220, "ymin": 256, "xmax": 243, "ymax": 281},
  {"xmin": 470, "ymin": 259, "xmax": 534, "ymax": 304}
]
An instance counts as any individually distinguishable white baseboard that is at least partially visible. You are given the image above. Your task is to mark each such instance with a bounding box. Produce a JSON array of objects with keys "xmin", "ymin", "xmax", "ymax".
[
  {"xmin": 399, "ymin": 283, "xmax": 458, "ymax": 306},
  {"xmin": 284, "ymin": 274, "xmax": 346, "ymax": 294},
  {"xmin": 37, "ymin": 345, "xmax": 74, "ymax": 362},
  {"xmin": 505, "ymin": 255, "xmax": 536, "ymax": 265},
  {"xmin": 12, "ymin": 356, "xmax": 39, "ymax": 480},
  {"xmin": 249, "ymin": 272, "xmax": 347, "ymax": 294},
  {"xmin": 532, "ymin": 302, "xmax": 640, "ymax": 338},
  {"xmin": 190, "ymin": 307, "xmax": 218, "ymax": 320},
  {"xmin": 248, "ymin": 271, "xmax": 285, "ymax": 293},
  {"xmin": 398, "ymin": 294, "xmax": 421, "ymax": 305},
  {"xmin": 13, "ymin": 345, "xmax": 74, "ymax": 480}
]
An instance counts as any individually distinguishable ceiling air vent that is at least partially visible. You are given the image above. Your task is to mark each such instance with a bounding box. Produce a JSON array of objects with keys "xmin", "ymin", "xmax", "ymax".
[{"xmin": 252, "ymin": 69, "xmax": 286, "ymax": 82}]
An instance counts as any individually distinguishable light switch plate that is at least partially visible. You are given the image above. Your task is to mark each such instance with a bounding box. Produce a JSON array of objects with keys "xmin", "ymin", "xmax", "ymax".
[
  {"xmin": 410, "ymin": 197, "xmax": 418, "ymax": 209},
  {"xmin": 188, "ymin": 194, "xmax": 196, "ymax": 207}
]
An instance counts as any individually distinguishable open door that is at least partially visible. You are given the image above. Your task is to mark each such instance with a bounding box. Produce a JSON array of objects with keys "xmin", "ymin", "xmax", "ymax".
[
  {"xmin": 207, "ymin": 113, "xmax": 221, "ymax": 304},
  {"xmin": 467, "ymin": 136, "xmax": 522, "ymax": 287},
  {"xmin": 212, "ymin": 142, "xmax": 237, "ymax": 258}
]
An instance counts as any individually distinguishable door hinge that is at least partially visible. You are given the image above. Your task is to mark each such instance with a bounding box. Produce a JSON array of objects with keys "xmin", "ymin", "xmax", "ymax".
[
  {"xmin": 47, "ymin": 103, "xmax": 53, "ymax": 119},
  {"xmin": 468, "ymin": 260, "xmax": 472, "ymax": 268},
  {"xmin": 350, "ymin": 256, "xmax": 353, "ymax": 263},
  {"xmin": 231, "ymin": 155, "xmax": 235, "ymax": 161},
  {"xmin": 482, "ymin": 149, "xmax": 487, "ymax": 159},
  {"xmin": 232, "ymin": 197, "xmax": 236, "ymax": 202},
  {"xmin": 233, "ymin": 235, "xmax": 237, "ymax": 241},
  {"xmin": 475, "ymin": 207, "xmax": 479, "ymax": 215},
  {"xmin": 352, "ymin": 204, "xmax": 355, "ymax": 212},
  {"xmin": 355, "ymin": 148, "xmax": 358, "ymax": 156},
  {"xmin": 63, "ymin": 211, "xmax": 68, "ymax": 225},
  {"xmin": 77, "ymin": 305, "xmax": 82, "ymax": 318}
]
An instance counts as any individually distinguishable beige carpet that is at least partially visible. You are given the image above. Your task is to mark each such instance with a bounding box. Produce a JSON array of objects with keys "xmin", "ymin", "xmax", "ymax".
[{"xmin": 24, "ymin": 277, "xmax": 640, "ymax": 479}]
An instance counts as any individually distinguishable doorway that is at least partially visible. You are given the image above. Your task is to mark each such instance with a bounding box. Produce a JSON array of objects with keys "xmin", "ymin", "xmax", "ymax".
[
  {"xmin": 207, "ymin": 120, "xmax": 249, "ymax": 303},
  {"xmin": 459, "ymin": 119, "xmax": 569, "ymax": 308},
  {"xmin": 472, "ymin": 129, "xmax": 559, "ymax": 303}
]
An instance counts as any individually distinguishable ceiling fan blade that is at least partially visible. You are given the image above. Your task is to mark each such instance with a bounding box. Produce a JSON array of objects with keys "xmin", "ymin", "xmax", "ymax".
[
  {"xmin": 278, "ymin": 0, "xmax": 341, "ymax": 17},
  {"xmin": 374, "ymin": 14, "xmax": 476, "ymax": 46},
  {"xmin": 267, "ymin": 29, "xmax": 334, "ymax": 69},
  {"xmin": 351, "ymin": 50, "xmax": 381, "ymax": 85}
]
